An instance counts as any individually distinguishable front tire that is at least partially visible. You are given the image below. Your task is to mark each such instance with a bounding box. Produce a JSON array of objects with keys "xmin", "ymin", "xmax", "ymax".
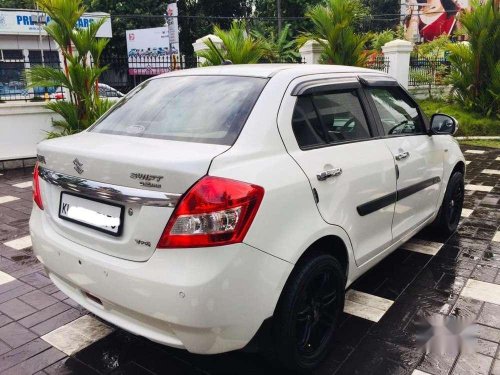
[
  {"xmin": 431, "ymin": 171, "xmax": 464, "ymax": 235},
  {"xmin": 271, "ymin": 253, "xmax": 345, "ymax": 372}
]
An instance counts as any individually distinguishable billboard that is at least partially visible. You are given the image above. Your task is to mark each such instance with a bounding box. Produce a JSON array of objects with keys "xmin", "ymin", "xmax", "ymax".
[
  {"xmin": 0, "ymin": 10, "xmax": 112, "ymax": 37},
  {"xmin": 126, "ymin": 27, "xmax": 173, "ymax": 58},
  {"xmin": 126, "ymin": 27, "xmax": 178, "ymax": 75},
  {"xmin": 125, "ymin": 3, "xmax": 180, "ymax": 76},
  {"xmin": 403, "ymin": 0, "xmax": 471, "ymax": 42}
]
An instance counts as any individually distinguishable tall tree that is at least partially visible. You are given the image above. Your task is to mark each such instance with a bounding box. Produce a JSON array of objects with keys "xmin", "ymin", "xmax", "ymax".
[
  {"xmin": 178, "ymin": 0, "xmax": 252, "ymax": 56},
  {"xmin": 253, "ymin": 0, "xmax": 323, "ymax": 34},
  {"xmin": 0, "ymin": 0, "xmax": 35, "ymax": 7},
  {"xmin": 361, "ymin": 0, "xmax": 400, "ymax": 31},
  {"xmin": 84, "ymin": 0, "xmax": 252, "ymax": 56},
  {"xmin": 83, "ymin": 0, "xmax": 166, "ymax": 55}
]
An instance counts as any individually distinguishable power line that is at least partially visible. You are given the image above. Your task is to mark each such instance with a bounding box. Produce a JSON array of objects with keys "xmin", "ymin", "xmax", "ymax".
[{"xmin": 107, "ymin": 10, "xmax": 455, "ymax": 21}]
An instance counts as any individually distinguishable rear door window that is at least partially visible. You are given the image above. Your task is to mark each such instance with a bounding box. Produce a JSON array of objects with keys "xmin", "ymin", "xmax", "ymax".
[
  {"xmin": 91, "ymin": 76, "xmax": 268, "ymax": 145},
  {"xmin": 292, "ymin": 89, "xmax": 372, "ymax": 149}
]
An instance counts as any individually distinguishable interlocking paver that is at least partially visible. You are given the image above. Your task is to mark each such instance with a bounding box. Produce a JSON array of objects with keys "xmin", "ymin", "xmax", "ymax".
[
  {"xmin": 0, "ymin": 313, "xmax": 13, "ymax": 328},
  {"xmin": 0, "ymin": 322, "xmax": 38, "ymax": 348},
  {"xmin": 0, "ymin": 338, "xmax": 51, "ymax": 372},
  {"xmin": 0, "ymin": 145, "xmax": 498, "ymax": 374},
  {"xmin": 19, "ymin": 290, "xmax": 59, "ymax": 310},
  {"xmin": 18, "ymin": 302, "xmax": 72, "ymax": 328},
  {"xmin": 19, "ymin": 272, "xmax": 52, "ymax": 289},
  {"xmin": 0, "ymin": 298, "xmax": 37, "ymax": 320},
  {"xmin": 0, "ymin": 283, "xmax": 35, "ymax": 304},
  {"xmin": 1, "ymin": 347, "xmax": 66, "ymax": 375},
  {"xmin": 30, "ymin": 308, "xmax": 83, "ymax": 336}
]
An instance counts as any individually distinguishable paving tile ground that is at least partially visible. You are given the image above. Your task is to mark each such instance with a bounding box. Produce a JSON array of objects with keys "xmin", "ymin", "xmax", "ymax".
[{"xmin": 0, "ymin": 145, "xmax": 499, "ymax": 374}]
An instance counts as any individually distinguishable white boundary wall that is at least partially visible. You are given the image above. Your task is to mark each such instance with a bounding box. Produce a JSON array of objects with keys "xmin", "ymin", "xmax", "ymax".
[{"xmin": 0, "ymin": 102, "xmax": 58, "ymax": 161}]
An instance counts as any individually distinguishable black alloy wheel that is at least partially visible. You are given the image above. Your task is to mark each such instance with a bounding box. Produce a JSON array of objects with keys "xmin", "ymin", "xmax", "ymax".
[
  {"xmin": 271, "ymin": 253, "xmax": 345, "ymax": 372},
  {"xmin": 431, "ymin": 171, "xmax": 464, "ymax": 235}
]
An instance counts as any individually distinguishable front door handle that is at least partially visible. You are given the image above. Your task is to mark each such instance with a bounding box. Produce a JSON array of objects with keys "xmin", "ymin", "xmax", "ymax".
[
  {"xmin": 317, "ymin": 167, "xmax": 342, "ymax": 181},
  {"xmin": 395, "ymin": 151, "xmax": 410, "ymax": 161}
]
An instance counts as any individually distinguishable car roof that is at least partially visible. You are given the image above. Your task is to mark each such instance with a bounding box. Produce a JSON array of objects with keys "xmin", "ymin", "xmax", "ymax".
[{"xmin": 157, "ymin": 64, "xmax": 390, "ymax": 79}]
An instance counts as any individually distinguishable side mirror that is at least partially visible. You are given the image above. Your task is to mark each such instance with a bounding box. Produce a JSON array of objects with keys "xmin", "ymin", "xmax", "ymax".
[{"xmin": 430, "ymin": 114, "xmax": 458, "ymax": 135}]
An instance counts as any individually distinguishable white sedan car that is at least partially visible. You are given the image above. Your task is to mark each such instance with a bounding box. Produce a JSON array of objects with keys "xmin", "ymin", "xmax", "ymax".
[{"xmin": 30, "ymin": 64, "xmax": 465, "ymax": 371}]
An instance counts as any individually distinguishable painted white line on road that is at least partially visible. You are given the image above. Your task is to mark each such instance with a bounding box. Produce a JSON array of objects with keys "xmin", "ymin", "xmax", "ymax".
[
  {"xmin": 4, "ymin": 235, "xmax": 32, "ymax": 250},
  {"xmin": 343, "ymin": 290, "xmax": 393, "ymax": 322},
  {"xmin": 401, "ymin": 239, "xmax": 443, "ymax": 256},
  {"xmin": 461, "ymin": 279, "xmax": 500, "ymax": 305},
  {"xmin": 412, "ymin": 370, "xmax": 432, "ymax": 375},
  {"xmin": 465, "ymin": 184, "xmax": 494, "ymax": 193},
  {"xmin": 461, "ymin": 208, "xmax": 474, "ymax": 218},
  {"xmin": 0, "ymin": 271, "xmax": 16, "ymax": 286},
  {"xmin": 12, "ymin": 181, "xmax": 32, "ymax": 188},
  {"xmin": 493, "ymin": 231, "xmax": 500, "ymax": 243},
  {"xmin": 0, "ymin": 196, "xmax": 20, "ymax": 204},
  {"xmin": 42, "ymin": 315, "xmax": 114, "ymax": 355},
  {"xmin": 481, "ymin": 169, "xmax": 500, "ymax": 175}
]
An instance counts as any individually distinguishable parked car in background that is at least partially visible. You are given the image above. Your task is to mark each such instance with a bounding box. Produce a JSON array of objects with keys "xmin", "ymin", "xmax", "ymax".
[
  {"xmin": 97, "ymin": 83, "xmax": 125, "ymax": 99},
  {"xmin": 50, "ymin": 83, "xmax": 124, "ymax": 101},
  {"xmin": 30, "ymin": 64, "xmax": 465, "ymax": 372}
]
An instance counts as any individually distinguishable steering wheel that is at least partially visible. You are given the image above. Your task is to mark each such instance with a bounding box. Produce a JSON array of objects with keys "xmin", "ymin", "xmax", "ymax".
[
  {"xmin": 387, "ymin": 120, "xmax": 409, "ymax": 135},
  {"xmin": 341, "ymin": 118, "xmax": 356, "ymax": 131}
]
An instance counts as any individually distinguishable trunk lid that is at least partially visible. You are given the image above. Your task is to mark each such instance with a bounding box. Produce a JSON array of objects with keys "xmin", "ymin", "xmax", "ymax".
[{"xmin": 37, "ymin": 132, "xmax": 229, "ymax": 261}]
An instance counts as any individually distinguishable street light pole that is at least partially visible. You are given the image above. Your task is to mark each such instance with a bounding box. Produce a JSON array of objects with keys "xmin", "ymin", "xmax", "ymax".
[
  {"xmin": 276, "ymin": 0, "xmax": 282, "ymax": 35},
  {"xmin": 36, "ymin": 7, "xmax": 45, "ymax": 67}
]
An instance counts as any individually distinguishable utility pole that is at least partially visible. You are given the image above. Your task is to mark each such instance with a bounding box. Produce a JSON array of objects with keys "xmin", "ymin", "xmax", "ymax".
[{"xmin": 277, "ymin": 0, "xmax": 282, "ymax": 35}]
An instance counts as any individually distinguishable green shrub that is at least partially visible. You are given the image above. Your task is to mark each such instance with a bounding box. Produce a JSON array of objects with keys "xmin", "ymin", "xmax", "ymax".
[
  {"xmin": 418, "ymin": 99, "xmax": 500, "ymax": 136},
  {"xmin": 297, "ymin": 0, "xmax": 369, "ymax": 66},
  {"xmin": 447, "ymin": 0, "xmax": 499, "ymax": 117}
]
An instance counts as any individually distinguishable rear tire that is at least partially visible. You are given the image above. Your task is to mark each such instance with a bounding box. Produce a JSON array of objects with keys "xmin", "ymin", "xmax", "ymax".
[
  {"xmin": 271, "ymin": 253, "xmax": 345, "ymax": 372},
  {"xmin": 431, "ymin": 171, "xmax": 464, "ymax": 235}
]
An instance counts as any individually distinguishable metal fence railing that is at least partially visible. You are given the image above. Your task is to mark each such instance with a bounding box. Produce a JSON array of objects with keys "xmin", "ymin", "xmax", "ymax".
[
  {"xmin": 0, "ymin": 52, "xmax": 62, "ymax": 102},
  {"xmin": 409, "ymin": 57, "xmax": 450, "ymax": 87},
  {"xmin": 96, "ymin": 55, "xmax": 306, "ymax": 95},
  {"xmin": 365, "ymin": 56, "xmax": 390, "ymax": 73},
  {"xmin": 97, "ymin": 55, "xmax": 200, "ymax": 95}
]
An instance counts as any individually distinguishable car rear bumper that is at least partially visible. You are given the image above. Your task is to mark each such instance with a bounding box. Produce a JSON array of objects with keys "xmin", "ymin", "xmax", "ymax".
[{"xmin": 30, "ymin": 208, "xmax": 293, "ymax": 354}]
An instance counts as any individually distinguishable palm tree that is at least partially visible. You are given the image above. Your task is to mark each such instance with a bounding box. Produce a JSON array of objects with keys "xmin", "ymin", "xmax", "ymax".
[
  {"xmin": 27, "ymin": 0, "xmax": 113, "ymax": 137},
  {"xmin": 252, "ymin": 24, "xmax": 301, "ymax": 63},
  {"xmin": 196, "ymin": 21, "xmax": 265, "ymax": 65},
  {"xmin": 447, "ymin": 0, "xmax": 499, "ymax": 117},
  {"xmin": 297, "ymin": 0, "xmax": 369, "ymax": 67}
]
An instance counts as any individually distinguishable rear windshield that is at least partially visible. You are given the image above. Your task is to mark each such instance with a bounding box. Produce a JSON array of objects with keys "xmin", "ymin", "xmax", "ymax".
[{"xmin": 90, "ymin": 75, "xmax": 268, "ymax": 145}]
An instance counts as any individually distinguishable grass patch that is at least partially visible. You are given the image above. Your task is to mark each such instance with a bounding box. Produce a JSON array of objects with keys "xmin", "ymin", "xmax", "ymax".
[
  {"xmin": 459, "ymin": 139, "xmax": 500, "ymax": 149},
  {"xmin": 418, "ymin": 99, "xmax": 500, "ymax": 137}
]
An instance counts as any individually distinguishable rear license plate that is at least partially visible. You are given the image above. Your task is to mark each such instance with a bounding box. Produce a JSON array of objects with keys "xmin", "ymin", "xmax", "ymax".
[{"xmin": 59, "ymin": 192, "xmax": 124, "ymax": 236}]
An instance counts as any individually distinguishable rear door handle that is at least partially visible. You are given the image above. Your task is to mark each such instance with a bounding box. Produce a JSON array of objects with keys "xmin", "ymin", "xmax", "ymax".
[
  {"xmin": 395, "ymin": 151, "xmax": 410, "ymax": 161},
  {"xmin": 317, "ymin": 167, "xmax": 342, "ymax": 181}
]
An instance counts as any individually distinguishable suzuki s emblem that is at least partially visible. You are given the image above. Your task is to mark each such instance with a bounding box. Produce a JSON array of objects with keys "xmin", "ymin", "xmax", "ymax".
[{"xmin": 73, "ymin": 158, "xmax": 84, "ymax": 174}]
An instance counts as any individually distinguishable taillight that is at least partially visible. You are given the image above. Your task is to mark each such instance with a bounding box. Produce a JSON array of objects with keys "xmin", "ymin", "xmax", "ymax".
[
  {"xmin": 158, "ymin": 176, "xmax": 264, "ymax": 248},
  {"xmin": 33, "ymin": 162, "xmax": 44, "ymax": 210}
]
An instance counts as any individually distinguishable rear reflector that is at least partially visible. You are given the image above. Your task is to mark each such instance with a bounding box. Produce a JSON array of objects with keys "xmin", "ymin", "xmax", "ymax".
[
  {"xmin": 33, "ymin": 162, "xmax": 44, "ymax": 210},
  {"xmin": 157, "ymin": 176, "xmax": 264, "ymax": 248}
]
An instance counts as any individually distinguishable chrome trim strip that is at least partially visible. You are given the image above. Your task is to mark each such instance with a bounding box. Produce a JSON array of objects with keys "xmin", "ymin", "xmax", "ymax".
[{"xmin": 38, "ymin": 167, "xmax": 181, "ymax": 208}]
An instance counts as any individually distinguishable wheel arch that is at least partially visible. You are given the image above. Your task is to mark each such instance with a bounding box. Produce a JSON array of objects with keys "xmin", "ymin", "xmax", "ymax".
[
  {"xmin": 296, "ymin": 235, "xmax": 349, "ymax": 279},
  {"xmin": 452, "ymin": 160, "xmax": 465, "ymax": 176}
]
